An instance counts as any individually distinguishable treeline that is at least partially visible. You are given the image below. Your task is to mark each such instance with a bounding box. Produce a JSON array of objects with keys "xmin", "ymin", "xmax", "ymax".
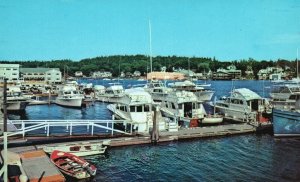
[{"xmin": 0, "ymin": 55, "xmax": 297, "ymax": 78}]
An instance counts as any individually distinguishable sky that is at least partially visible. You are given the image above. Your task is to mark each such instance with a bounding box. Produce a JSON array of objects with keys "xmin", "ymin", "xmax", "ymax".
[{"xmin": 0, "ymin": 0, "xmax": 300, "ymax": 61}]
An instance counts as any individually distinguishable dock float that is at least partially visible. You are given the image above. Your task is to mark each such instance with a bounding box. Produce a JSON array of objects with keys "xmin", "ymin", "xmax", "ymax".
[{"xmin": 8, "ymin": 146, "xmax": 65, "ymax": 182}]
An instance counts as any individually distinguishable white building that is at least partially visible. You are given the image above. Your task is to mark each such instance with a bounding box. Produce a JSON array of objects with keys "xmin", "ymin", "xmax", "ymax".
[
  {"xmin": 0, "ymin": 64, "xmax": 20, "ymax": 81},
  {"xmin": 92, "ymin": 71, "xmax": 112, "ymax": 78},
  {"xmin": 45, "ymin": 69, "xmax": 62, "ymax": 83},
  {"xmin": 20, "ymin": 68, "xmax": 62, "ymax": 83},
  {"xmin": 75, "ymin": 71, "xmax": 83, "ymax": 77}
]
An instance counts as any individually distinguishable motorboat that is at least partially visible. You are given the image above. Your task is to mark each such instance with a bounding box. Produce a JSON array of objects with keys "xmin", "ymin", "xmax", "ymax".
[
  {"xmin": 55, "ymin": 84, "xmax": 84, "ymax": 108},
  {"xmin": 96, "ymin": 84, "xmax": 125, "ymax": 103},
  {"xmin": 143, "ymin": 79, "xmax": 172, "ymax": 103},
  {"xmin": 272, "ymin": 93, "xmax": 300, "ymax": 137},
  {"xmin": 5, "ymin": 86, "xmax": 29, "ymax": 113},
  {"xmin": 160, "ymin": 90, "xmax": 207, "ymax": 128},
  {"xmin": 269, "ymin": 84, "xmax": 300, "ymax": 110},
  {"xmin": 50, "ymin": 150, "xmax": 96, "ymax": 180},
  {"xmin": 107, "ymin": 88, "xmax": 166, "ymax": 133},
  {"xmin": 214, "ymin": 88, "xmax": 271, "ymax": 124},
  {"xmin": 40, "ymin": 140, "xmax": 110, "ymax": 157},
  {"xmin": 168, "ymin": 80, "xmax": 214, "ymax": 102}
]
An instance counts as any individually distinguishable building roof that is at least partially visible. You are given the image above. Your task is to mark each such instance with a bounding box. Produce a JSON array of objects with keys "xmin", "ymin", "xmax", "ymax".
[
  {"xmin": 0, "ymin": 64, "xmax": 19, "ymax": 68},
  {"xmin": 20, "ymin": 68, "xmax": 59, "ymax": 73}
]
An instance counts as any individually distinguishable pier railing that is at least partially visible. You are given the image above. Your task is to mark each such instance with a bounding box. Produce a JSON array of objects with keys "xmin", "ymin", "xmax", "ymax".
[{"xmin": 1, "ymin": 119, "xmax": 134, "ymax": 139}]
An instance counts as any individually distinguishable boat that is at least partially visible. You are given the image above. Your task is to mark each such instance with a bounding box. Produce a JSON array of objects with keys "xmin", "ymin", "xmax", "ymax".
[
  {"xmin": 272, "ymin": 93, "xmax": 300, "ymax": 137},
  {"xmin": 50, "ymin": 150, "xmax": 97, "ymax": 180},
  {"xmin": 269, "ymin": 84, "xmax": 300, "ymax": 110},
  {"xmin": 143, "ymin": 79, "xmax": 172, "ymax": 103},
  {"xmin": 202, "ymin": 114, "xmax": 223, "ymax": 124},
  {"xmin": 5, "ymin": 86, "xmax": 30, "ymax": 113},
  {"xmin": 55, "ymin": 84, "xmax": 84, "ymax": 108},
  {"xmin": 168, "ymin": 80, "xmax": 214, "ymax": 102},
  {"xmin": 96, "ymin": 83, "xmax": 125, "ymax": 103},
  {"xmin": 214, "ymin": 88, "xmax": 272, "ymax": 124},
  {"xmin": 40, "ymin": 140, "xmax": 110, "ymax": 157},
  {"xmin": 107, "ymin": 88, "xmax": 167, "ymax": 133},
  {"xmin": 28, "ymin": 96, "xmax": 48, "ymax": 105},
  {"xmin": 160, "ymin": 90, "xmax": 207, "ymax": 127}
]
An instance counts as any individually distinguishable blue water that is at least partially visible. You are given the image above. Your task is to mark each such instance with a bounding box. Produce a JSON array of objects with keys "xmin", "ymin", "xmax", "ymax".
[{"xmin": 9, "ymin": 80, "xmax": 300, "ymax": 181}]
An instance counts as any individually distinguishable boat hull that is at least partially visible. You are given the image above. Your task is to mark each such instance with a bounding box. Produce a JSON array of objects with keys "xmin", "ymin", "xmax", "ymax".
[
  {"xmin": 7, "ymin": 101, "xmax": 29, "ymax": 113},
  {"xmin": 55, "ymin": 98, "xmax": 83, "ymax": 108},
  {"xmin": 272, "ymin": 109, "xmax": 300, "ymax": 137}
]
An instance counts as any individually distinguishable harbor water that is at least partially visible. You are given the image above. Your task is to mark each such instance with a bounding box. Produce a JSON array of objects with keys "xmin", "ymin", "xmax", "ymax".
[{"xmin": 9, "ymin": 80, "xmax": 300, "ymax": 181}]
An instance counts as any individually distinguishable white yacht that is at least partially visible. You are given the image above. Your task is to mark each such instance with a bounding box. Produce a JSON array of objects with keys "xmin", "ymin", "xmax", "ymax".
[
  {"xmin": 96, "ymin": 84, "xmax": 125, "ymax": 103},
  {"xmin": 5, "ymin": 86, "xmax": 29, "ymax": 113},
  {"xmin": 160, "ymin": 90, "xmax": 208, "ymax": 128},
  {"xmin": 107, "ymin": 88, "xmax": 166, "ymax": 133},
  {"xmin": 215, "ymin": 88, "xmax": 271, "ymax": 124},
  {"xmin": 168, "ymin": 80, "xmax": 214, "ymax": 102},
  {"xmin": 269, "ymin": 84, "xmax": 300, "ymax": 110},
  {"xmin": 55, "ymin": 84, "xmax": 84, "ymax": 108},
  {"xmin": 143, "ymin": 80, "xmax": 172, "ymax": 103}
]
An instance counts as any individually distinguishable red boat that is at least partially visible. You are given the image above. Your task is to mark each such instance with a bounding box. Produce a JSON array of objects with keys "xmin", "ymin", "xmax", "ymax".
[{"xmin": 50, "ymin": 150, "xmax": 97, "ymax": 180}]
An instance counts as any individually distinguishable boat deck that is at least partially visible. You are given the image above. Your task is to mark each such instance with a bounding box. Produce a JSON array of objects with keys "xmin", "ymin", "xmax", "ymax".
[{"xmin": 8, "ymin": 146, "xmax": 65, "ymax": 182}]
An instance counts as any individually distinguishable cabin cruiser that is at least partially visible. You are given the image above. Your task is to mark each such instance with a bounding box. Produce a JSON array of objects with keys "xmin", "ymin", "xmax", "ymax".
[
  {"xmin": 269, "ymin": 84, "xmax": 300, "ymax": 110},
  {"xmin": 160, "ymin": 90, "xmax": 209, "ymax": 128},
  {"xmin": 215, "ymin": 88, "xmax": 271, "ymax": 124},
  {"xmin": 272, "ymin": 93, "xmax": 300, "ymax": 137},
  {"xmin": 55, "ymin": 84, "xmax": 84, "ymax": 108},
  {"xmin": 96, "ymin": 84, "xmax": 125, "ymax": 103},
  {"xmin": 168, "ymin": 80, "xmax": 214, "ymax": 102},
  {"xmin": 5, "ymin": 86, "xmax": 29, "ymax": 113},
  {"xmin": 107, "ymin": 88, "xmax": 166, "ymax": 133},
  {"xmin": 143, "ymin": 80, "xmax": 172, "ymax": 103}
]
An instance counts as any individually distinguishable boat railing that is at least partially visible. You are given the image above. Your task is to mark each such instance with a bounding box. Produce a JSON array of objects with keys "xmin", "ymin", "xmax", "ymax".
[{"xmin": 0, "ymin": 119, "xmax": 134, "ymax": 139}]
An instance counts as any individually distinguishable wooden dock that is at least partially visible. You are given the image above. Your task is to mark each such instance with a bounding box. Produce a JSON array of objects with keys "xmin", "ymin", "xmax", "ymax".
[{"xmin": 8, "ymin": 146, "xmax": 65, "ymax": 182}]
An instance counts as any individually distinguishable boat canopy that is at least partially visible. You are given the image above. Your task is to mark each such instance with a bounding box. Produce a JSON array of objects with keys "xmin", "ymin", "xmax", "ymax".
[
  {"xmin": 125, "ymin": 88, "xmax": 153, "ymax": 103},
  {"xmin": 231, "ymin": 88, "xmax": 261, "ymax": 101}
]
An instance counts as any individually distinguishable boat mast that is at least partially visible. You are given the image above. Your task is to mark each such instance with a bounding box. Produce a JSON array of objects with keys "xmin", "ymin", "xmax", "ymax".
[
  {"xmin": 149, "ymin": 20, "xmax": 153, "ymax": 73},
  {"xmin": 297, "ymin": 48, "xmax": 299, "ymax": 80}
]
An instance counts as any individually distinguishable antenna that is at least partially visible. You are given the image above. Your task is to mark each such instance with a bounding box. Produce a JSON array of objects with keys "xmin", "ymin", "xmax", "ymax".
[{"xmin": 149, "ymin": 20, "xmax": 153, "ymax": 73}]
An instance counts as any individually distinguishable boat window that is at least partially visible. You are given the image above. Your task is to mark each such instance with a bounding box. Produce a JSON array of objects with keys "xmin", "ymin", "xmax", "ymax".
[
  {"xmin": 171, "ymin": 103, "xmax": 176, "ymax": 109},
  {"xmin": 192, "ymin": 103, "xmax": 196, "ymax": 109},
  {"xmin": 178, "ymin": 104, "xmax": 183, "ymax": 109},
  {"xmin": 290, "ymin": 95, "xmax": 297, "ymax": 100},
  {"xmin": 165, "ymin": 102, "xmax": 169, "ymax": 108},
  {"xmin": 144, "ymin": 105, "xmax": 150, "ymax": 112},
  {"xmin": 136, "ymin": 106, "xmax": 143, "ymax": 112},
  {"xmin": 70, "ymin": 146, "xmax": 81, "ymax": 151},
  {"xmin": 130, "ymin": 106, "xmax": 136, "ymax": 112}
]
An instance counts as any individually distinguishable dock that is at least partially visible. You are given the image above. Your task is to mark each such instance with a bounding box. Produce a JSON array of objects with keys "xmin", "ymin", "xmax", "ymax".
[{"xmin": 8, "ymin": 146, "xmax": 65, "ymax": 182}]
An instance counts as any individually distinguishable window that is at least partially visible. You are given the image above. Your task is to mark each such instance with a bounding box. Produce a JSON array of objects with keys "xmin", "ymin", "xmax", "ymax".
[
  {"xmin": 192, "ymin": 103, "xmax": 196, "ymax": 109},
  {"xmin": 130, "ymin": 106, "xmax": 135, "ymax": 112},
  {"xmin": 171, "ymin": 103, "xmax": 176, "ymax": 109},
  {"xmin": 144, "ymin": 105, "xmax": 150, "ymax": 112},
  {"xmin": 136, "ymin": 106, "xmax": 143, "ymax": 112}
]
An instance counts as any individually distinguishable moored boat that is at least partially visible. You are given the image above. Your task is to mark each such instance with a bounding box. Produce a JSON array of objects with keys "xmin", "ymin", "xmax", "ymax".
[
  {"xmin": 55, "ymin": 84, "xmax": 84, "ymax": 108},
  {"xmin": 272, "ymin": 108, "xmax": 300, "ymax": 137},
  {"xmin": 50, "ymin": 150, "xmax": 97, "ymax": 180},
  {"xmin": 41, "ymin": 140, "xmax": 109, "ymax": 157}
]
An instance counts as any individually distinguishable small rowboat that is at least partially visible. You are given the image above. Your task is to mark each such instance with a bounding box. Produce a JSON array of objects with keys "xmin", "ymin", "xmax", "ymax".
[
  {"xmin": 202, "ymin": 114, "xmax": 223, "ymax": 124},
  {"xmin": 50, "ymin": 150, "xmax": 97, "ymax": 180}
]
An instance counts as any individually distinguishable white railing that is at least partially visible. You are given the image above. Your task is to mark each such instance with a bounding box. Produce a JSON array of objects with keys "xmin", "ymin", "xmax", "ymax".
[{"xmin": 1, "ymin": 119, "xmax": 134, "ymax": 139}]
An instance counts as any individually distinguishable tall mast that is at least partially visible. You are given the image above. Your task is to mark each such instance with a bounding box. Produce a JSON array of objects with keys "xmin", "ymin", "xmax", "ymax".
[
  {"xmin": 297, "ymin": 48, "xmax": 299, "ymax": 79},
  {"xmin": 149, "ymin": 20, "xmax": 153, "ymax": 73}
]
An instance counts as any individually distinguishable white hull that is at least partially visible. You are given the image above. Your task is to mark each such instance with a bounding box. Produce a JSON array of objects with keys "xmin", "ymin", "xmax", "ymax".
[
  {"xmin": 55, "ymin": 98, "xmax": 82, "ymax": 108},
  {"xmin": 195, "ymin": 91, "xmax": 214, "ymax": 101},
  {"xmin": 202, "ymin": 115, "xmax": 223, "ymax": 124},
  {"xmin": 41, "ymin": 142, "xmax": 108, "ymax": 157},
  {"xmin": 7, "ymin": 101, "xmax": 28, "ymax": 111}
]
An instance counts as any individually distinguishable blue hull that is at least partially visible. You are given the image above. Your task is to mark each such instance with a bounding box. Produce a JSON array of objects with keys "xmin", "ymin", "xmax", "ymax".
[{"xmin": 272, "ymin": 109, "xmax": 300, "ymax": 137}]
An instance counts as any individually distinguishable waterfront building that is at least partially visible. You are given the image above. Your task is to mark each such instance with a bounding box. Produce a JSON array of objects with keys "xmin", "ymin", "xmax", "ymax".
[
  {"xmin": 213, "ymin": 65, "xmax": 241, "ymax": 80},
  {"xmin": 75, "ymin": 71, "xmax": 83, "ymax": 77},
  {"xmin": 20, "ymin": 68, "xmax": 62, "ymax": 83},
  {"xmin": 257, "ymin": 66, "xmax": 284, "ymax": 80},
  {"xmin": 0, "ymin": 64, "xmax": 20, "ymax": 81},
  {"xmin": 147, "ymin": 72, "xmax": 185, "ymax": 80},
  {"xmin": 133, "ymin": 71, "xmax": 141, "ymax": 77},
  {"xmin": 92, "ymin": 71, "xmax": 112, "ymax": 78}
]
